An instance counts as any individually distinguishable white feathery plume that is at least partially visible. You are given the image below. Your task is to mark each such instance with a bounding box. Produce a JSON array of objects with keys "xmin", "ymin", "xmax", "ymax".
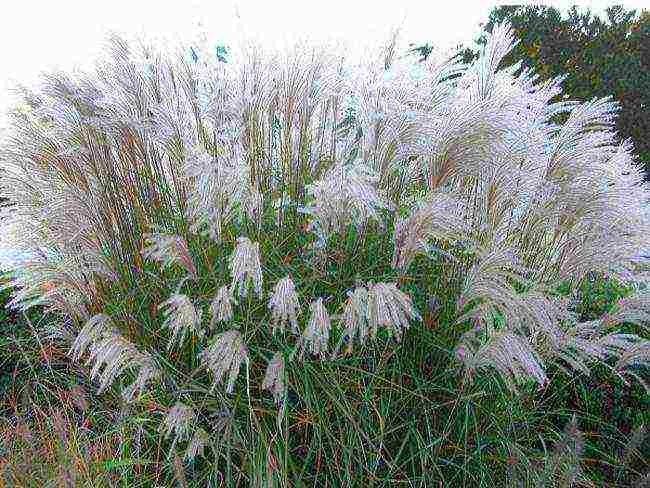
[
  {"xmin": 268, "ymin": 275, "xmax": 301, "ymax": 334},
  {"xmin": 262, "ymin": 352, "xmax": 286, "ymax": 429},
  {"xmin": 240, "ymin": 188, "xmax": 263, "ymax": 223},
  {"xmin": 182, "ymin": 149, "xmax": 248, "ymax": 243},
  {"xmin": 295, "ymin": 298, "xmax": 331, "ymax": 359},
  {"xmin": 121, "ymin": 357, "xmax": 160, "ymax": 403},
  {"xmin": 367, "ymin": 282, "xmax": 421, "ymax": 342},
  {"xmin": 455, "ymin": 328, "xmax": 547, "ymax": 391},
  {"xmin": 229, "ymin": 237, "xmax": 263, "ymax": 299},
  {"xmin": 601, "ymin": 291, "xmax": 650, "ymax": 332},
  {"xmin": 209, "ymin": 285, "xmax": 235, "ymax": 328},
  {"xmin": 615, "ymin": 340, "xmax": 650, "ymax": 393},
  {"xmin": 199, "ymin": 329, "xmax": 249, "ymax": 394},
  {"xmin": 161, "ymin": 402, "xmax": 196, "ymax": 451},
  {"xmin": 69, "ymin": 313, "xmax": 113, "ymax": 361},
  {"xmin": 301, "ymin": 163, "xmax": 391, "ymax": 246},
  {"xmin": 141, "ymin": 231, "xmax": 197, "ymax": 277},
  {"xmin": 262, "ymin": 352, "xmax": 286, "ymax": 407},
  {"xmin": 158, "ymin": 293, "xmax": 204, "ymax": 351},
  {"xmin": 552, "ymin": 319, "xmax": 641, "ymax": 378},
  {"xmin": 391, "ymin": 193, "xmax": 467, "ymax": 272},
  {"xmin": 69, "ymin": 313, "xmax": 160, "ymax": 399},
  {"xmin": 333, "ymin": 285, "xmax": 369, "ymax": 355}
]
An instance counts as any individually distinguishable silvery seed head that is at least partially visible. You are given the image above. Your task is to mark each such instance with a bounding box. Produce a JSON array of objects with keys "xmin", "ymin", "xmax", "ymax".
[
  {"xmin": 367, "ymin": 282, "xmax": 420, "ymax": 342},
  {"xmin": 161, "ymin": 402, "xmax": 196, "ymax": 451},
  {"xmin": 296, "ymin": 298, "xmax": 331, "ymax": 360},
  {"xmin": 268, "ymin": 275, "xmax": 301, "ymax": 334},
  {"xmin": 199, "ymin": 329, "xmax": 249, "ymax": 394},
  {"xmin": 229, "ymin": 237, "xmax": 263, "ymax": 299},
  {"xmin": 210, "ymin": 285, "xmax": 235, "ymax": 328},
  {"xmin": 142, "ymin": 232, "xmax": 197, "ymax": 277},
  {"xmin": 158, "ymin": 293, "xmax": 204, "ymax": 351},
  {"xmin": 262, "ymin": 352, "xmax": 286, "ymax": 406},
  {"xmin": 333, "ymin": 286, "xmax": 369, "ymax": 355}
]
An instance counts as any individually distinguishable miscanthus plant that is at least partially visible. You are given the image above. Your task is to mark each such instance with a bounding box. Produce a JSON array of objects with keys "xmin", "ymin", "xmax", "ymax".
[{"xmin": 1, "ymin": 23, "xmax": 649, "ymax": 484}]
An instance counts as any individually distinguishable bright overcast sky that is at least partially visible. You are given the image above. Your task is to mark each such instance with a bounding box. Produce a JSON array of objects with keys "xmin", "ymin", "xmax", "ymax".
[{"xmin": 0, "ymin": 0, "xmax": 647, "ymax": 128}]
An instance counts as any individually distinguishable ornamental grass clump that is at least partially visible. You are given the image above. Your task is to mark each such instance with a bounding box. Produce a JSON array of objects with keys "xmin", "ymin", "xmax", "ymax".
[{"xmin": 1, "ymin": 22, "xmax": 650, "ymax": 484}]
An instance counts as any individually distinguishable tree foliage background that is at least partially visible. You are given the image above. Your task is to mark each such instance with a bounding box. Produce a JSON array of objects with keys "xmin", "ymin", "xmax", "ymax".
[{"xmin": 414, "ymin": 5, "xmax": 650, "ymax": 177}]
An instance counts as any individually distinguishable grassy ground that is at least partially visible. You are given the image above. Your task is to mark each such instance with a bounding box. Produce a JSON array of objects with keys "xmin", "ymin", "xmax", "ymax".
[{"xmin": 0, "ymin": 259, "xmax": 648, "ymax": 487}]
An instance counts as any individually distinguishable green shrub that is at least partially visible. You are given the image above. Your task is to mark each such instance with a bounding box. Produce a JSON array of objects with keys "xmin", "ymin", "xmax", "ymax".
[{"xmin": 0, "ymin": 23, "xmax": 648, "ymax": 486}]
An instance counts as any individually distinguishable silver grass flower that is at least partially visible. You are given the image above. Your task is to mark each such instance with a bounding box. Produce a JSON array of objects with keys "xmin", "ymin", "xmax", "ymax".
[
  {"xmin": 183, "ymin": 151, "xmax": 250, "ymax": 243},
  {"xmin": 549, "ymin": 319, "xmax": 642, "ymax": 379},
  {"xmin": 122, "ymin": 358, "xmax": 160, "ymax": 403},
  {"xmin": 261, "ymin": 352, "xmax": 286, "ymax": 407},
  {"xmin": 240, "ymin": 188, "xmax": 263, "ymax": 223},
  {"xmin": 268, "ymin": 275, "xmax": 301, "ymax": 334},
  {"xmin": 301, "ymin": 163, "xmax": 390, "ymax": 245},
  {"xmin": 229, "ymin": 237, "xmax": 263, "ymax": 299},
  {"xmin": 69, "ymin": 313, "xmax": 159, "ymax": 398},
  {"xmin": 141, "ymin": 231, "xmax": 197, "ymax": 277},
  {"xmin": 296, "ymin": 298, "xmax": 331, "ymax": 360},
  {"xmin": 69, "ymin": 313, "xmax": 113, "ymax": 361},
  {"xmin": 185, "ymin": 427, "xmax": 210, "ymax": 462},
  {"xmin": 199, "ymin": 329, "xmax": 249, "ymax": 394},
  {"xmin": 158, "ymin": 293, "xmax": 204, "ymax": 351},
  {"xmin": 601, "ymin": 291, "xmax": 650, "ymax": 332},
  {"xmin": 367, "ymin": 282, "xmax": 420, "ymax": 342},
  {"xmin": 615, "ymin": 340, "xmax": 650, "ymax": 392},
  {"xmin": 333, "ymin": 285, "xmax": 369, "ymax": 355},
  {"xmin": 455, "ymin": 328, "xmax": 547, "ymax": 391},
  {"xmin": 161, "ymin": 402, "xmax": 196, "ymax": 451},
  {"xmin": 84, "ymin": 333, "xmax": 157, "ymax": 395},
  {"xmin": 209, "ymin": 285, "xmax": 235, "ymax": 328},
  {"xmin": 392, "ymin": 193, "xmax": 468, "ymax": 271}
]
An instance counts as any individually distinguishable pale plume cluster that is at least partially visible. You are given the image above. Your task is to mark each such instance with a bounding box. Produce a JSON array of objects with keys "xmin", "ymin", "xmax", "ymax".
[
  {"xmin": 262, "ymin": 352, "xmax": 286, "ymax": 407},
  {"xmin": 209, "ymin": 285, "xmax": 235, "ymax": 328},
  {"xmin": 335, "ymin": 285, "xmax": 369, "ymax": 354},
  {"xmin": 392, "ymin": 193, "xmax": 468, "ymax": 271},
  {"xmin": 334, "ymin": 282, "xmax": 421, "ymax": 353},
  {"xmin": 199, "ymin": 329, "xmax": 249, "ymax": 394},
  {"xmin": 367, "ymin": 282, "xmax": 421, "ymax": 342},
  {"xmin": 229, "ymin": 237, "xmax": 263, "ymax": 299},
  {"xmin": 142, "ymin": 232, "xmax": 197, "ymax": 277},
  {"xmin": 300, "ymin": 163, "xmax": 391, "ymax": 245},
  {"xmin": 296, "ymin": 298, "xmax": 331, "ymax": 360},
  {"xmin": 69, "ymin": 313, "xmax": 159, "ymax": 401},
  {"xmin": 161, "ymin": 402, "xmax": 196, "ymax": 452},
  {"xmin": 267, "ymin": 275, "xmax": 301, "ymax": 334},
  {"xmin": 183, "ymin": 151, "xmax": 252, "ymax": 242},
  {"xmin": 158, "ymin": 293, "xmax": 204, "ymax": 351}
]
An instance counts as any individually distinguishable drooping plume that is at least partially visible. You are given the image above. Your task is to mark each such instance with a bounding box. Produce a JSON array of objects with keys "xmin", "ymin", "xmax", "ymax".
[
  {"xmin": 229, "ymin": 237, "xmax": 263, "ymax": 299},
  {"xmin": 268, "ymin": 275, "xmax": 301, "ymax": 334},
  {"xmin": 210, "ymin": 285, "xmax": 235, "ymax": 328},
  {"xmin": 199, "ymin": 329, "xmax": 249, "ymax": 394},
  {"xmin": 158, "ymin": 293, "xmax": 204, "ymax": 351},
  {"xmin": 295, "ymin": 298, "xmax": 331, "ymax": 359}
]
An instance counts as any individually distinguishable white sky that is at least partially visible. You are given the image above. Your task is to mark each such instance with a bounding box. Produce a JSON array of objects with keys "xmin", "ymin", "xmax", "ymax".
[{"xmin": 0, "ymin": 0, "xmax": 647, "ymax": 129}]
